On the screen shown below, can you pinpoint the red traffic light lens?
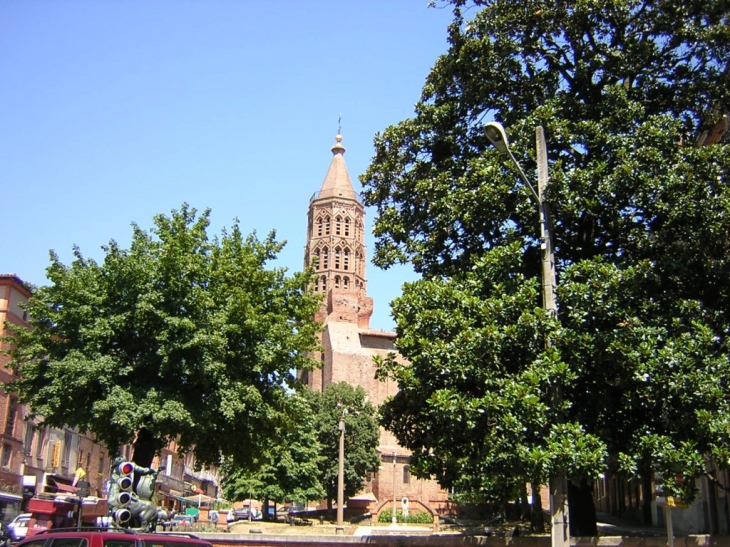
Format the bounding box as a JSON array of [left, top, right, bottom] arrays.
[[119, 462, 134, 475]]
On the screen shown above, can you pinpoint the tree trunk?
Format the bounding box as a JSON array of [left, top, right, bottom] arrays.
[[132, 428, 157, 468], [641, 473, 653, 525], [568, 478, 598, 536], [520, 483, 531, 521], [327, 496, 334, 522], [530, 482, 545, 533]]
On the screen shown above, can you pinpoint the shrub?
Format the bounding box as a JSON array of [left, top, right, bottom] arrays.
[[377, 509, 433, 524]]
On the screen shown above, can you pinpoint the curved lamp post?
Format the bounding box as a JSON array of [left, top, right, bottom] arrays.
[[484, 123, 567, 547]]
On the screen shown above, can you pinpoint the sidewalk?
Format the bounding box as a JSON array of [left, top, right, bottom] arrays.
[[597, 513, 665, 537]]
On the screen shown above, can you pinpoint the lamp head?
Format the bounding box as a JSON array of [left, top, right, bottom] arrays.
[[484, 121, 510, 154]]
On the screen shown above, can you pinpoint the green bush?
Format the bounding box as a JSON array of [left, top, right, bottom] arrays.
[[377, 509, 433, 524]]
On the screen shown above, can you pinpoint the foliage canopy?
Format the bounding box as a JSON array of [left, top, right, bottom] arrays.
[[362, 0, 730, 513], [4, 204, 322, 469], [220, 394, 325, 509], [302, 382, 381, 510]]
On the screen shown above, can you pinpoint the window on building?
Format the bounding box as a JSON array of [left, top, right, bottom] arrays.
[[344, 217, 351, 237], [335, 216, 342, 235], [63, 430, 73, 468], [1, 443, 11, 468], [321, 276, 327, 291], [24, 425, 33, 455], [314, 248, 321, 270], [322, 247, 329, 269], [35, 428, 45, 458], [334, 247, 341, 269], [403, 465, 411, 485], [334, 276, 341, 289], [325, 216, 331, 235], [343, 249, 350, 270], [317, 217, 323, 237], [343, 277, 349, 289], [356, 249, 364, 275], [5, 399, 17, 436]]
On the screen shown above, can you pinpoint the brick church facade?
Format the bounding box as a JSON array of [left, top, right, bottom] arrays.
[[299, 135, 450, 515]]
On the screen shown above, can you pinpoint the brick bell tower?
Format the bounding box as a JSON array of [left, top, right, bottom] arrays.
[[300, 135, 450, 516], [301, 134, 374, 391]]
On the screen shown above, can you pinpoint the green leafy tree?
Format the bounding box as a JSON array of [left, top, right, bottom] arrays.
[[362, 0, 730, 533], [3, 204, 322, 470], [221, 395, 325, 519], [303, 382, 380, 514]]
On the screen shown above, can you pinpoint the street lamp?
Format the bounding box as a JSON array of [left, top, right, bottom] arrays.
[[484, 123, 567, 547], [336, 407, 348, 533]]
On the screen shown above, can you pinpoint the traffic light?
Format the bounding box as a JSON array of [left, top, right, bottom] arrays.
[[113, 461, 134, 524]]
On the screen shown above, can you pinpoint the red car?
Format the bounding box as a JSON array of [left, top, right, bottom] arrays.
[[14, 528, 213, 547]]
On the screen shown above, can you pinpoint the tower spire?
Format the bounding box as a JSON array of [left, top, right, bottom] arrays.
[[304, 135, 373, 329]]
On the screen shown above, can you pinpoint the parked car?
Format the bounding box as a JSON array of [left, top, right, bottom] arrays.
[[12, 527, 213, 547], [6, 514, 30, 542], [275, 506, 297, 522], [226, 506, 260, 523], [170, 514, 196, 527]]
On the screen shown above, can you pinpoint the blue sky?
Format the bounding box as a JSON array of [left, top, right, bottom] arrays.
[[1, 1, 455, 331]]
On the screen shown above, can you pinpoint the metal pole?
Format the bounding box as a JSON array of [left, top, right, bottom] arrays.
[[536, 126, 556, 318], [665, 506, 674, 547], [392, 451, 398, 525], [337, 416, 345, 531], [537, 126, 569, 547]]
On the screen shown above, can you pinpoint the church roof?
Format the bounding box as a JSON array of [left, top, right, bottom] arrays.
[[316, 135, 360, 202]]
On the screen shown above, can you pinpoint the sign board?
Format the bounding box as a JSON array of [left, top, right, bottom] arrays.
[[656, 496, 689, 509], [76, 480, 91, 499]]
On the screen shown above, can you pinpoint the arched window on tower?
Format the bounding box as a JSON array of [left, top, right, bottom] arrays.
[[334, 247, 341, 269], [344, 217, 351, 237], [314, 277, 320, 291], [321, 275, 327, 291], [317, 217, 323, 237], [334, 276, 341, 289], [325, 216, 331, 236], [343, 276, 350, 289], [343, 248, 350, 271], [335, 216, 342, 235], [323, 247, 329, 269], [314, 248, 321, 270], [356, 249, 363, 275]]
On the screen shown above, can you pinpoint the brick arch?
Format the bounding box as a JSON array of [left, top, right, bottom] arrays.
[[370, 497, 440, 532]]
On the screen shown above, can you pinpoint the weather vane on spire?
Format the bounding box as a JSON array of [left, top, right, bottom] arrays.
[[338, 113, 342, 135]]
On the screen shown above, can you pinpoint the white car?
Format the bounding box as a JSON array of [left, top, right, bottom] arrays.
[[6, 514, 30, 542]]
